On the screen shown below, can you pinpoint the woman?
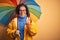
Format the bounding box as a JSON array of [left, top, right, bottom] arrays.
[[7, 4, 37, 40]]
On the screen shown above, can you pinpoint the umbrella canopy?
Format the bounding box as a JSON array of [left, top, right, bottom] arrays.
[[0, 0, 41, 25]]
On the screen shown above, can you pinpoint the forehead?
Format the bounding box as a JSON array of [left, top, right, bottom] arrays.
[[19, 6, 26, 10]]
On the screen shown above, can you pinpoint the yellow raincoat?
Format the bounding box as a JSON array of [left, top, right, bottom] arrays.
[[7, 17, 37, 40]]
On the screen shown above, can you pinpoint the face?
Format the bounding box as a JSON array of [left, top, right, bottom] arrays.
[[19, 6, 26, 17]]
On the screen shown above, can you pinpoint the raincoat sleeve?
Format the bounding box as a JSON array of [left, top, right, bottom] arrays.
[[7, 19, 16, 38], [27, 20, 38, 36]]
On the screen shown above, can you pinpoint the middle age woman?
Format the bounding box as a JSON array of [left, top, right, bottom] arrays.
[[7, 3, 37, 40]]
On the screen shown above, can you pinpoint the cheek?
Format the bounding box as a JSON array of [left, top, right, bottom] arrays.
[[23, 11, 26, 15], [24, 11, 26, 14]]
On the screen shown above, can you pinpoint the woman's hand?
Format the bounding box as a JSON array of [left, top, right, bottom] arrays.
[[26, 18, 30, 25], [15, 30, 20, 36]]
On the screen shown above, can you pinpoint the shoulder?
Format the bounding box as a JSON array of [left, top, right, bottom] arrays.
[[9, 17, 17, 23]]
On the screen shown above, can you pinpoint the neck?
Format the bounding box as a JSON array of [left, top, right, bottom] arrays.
[[18, 15, 27, 19]]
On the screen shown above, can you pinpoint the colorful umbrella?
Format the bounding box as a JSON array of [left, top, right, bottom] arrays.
[[0, 0, 41, 25]]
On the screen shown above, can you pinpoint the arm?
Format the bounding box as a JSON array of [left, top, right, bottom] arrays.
[[7, 19, 16, 38], [26, 19, 38, 36]]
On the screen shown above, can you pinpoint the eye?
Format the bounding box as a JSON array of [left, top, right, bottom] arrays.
[[20, 10, 26, 12]]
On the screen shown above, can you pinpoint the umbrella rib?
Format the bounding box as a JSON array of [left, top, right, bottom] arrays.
[[27, 5, 40, 12], [0, 2, 15, 6], [0, 9, 14, 25], [28, 7, 41, 18], [24, 1, 39, 6], [0, 6, 15, 13], [0, 8, 15, 20], [28, 7, 41, 14]]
